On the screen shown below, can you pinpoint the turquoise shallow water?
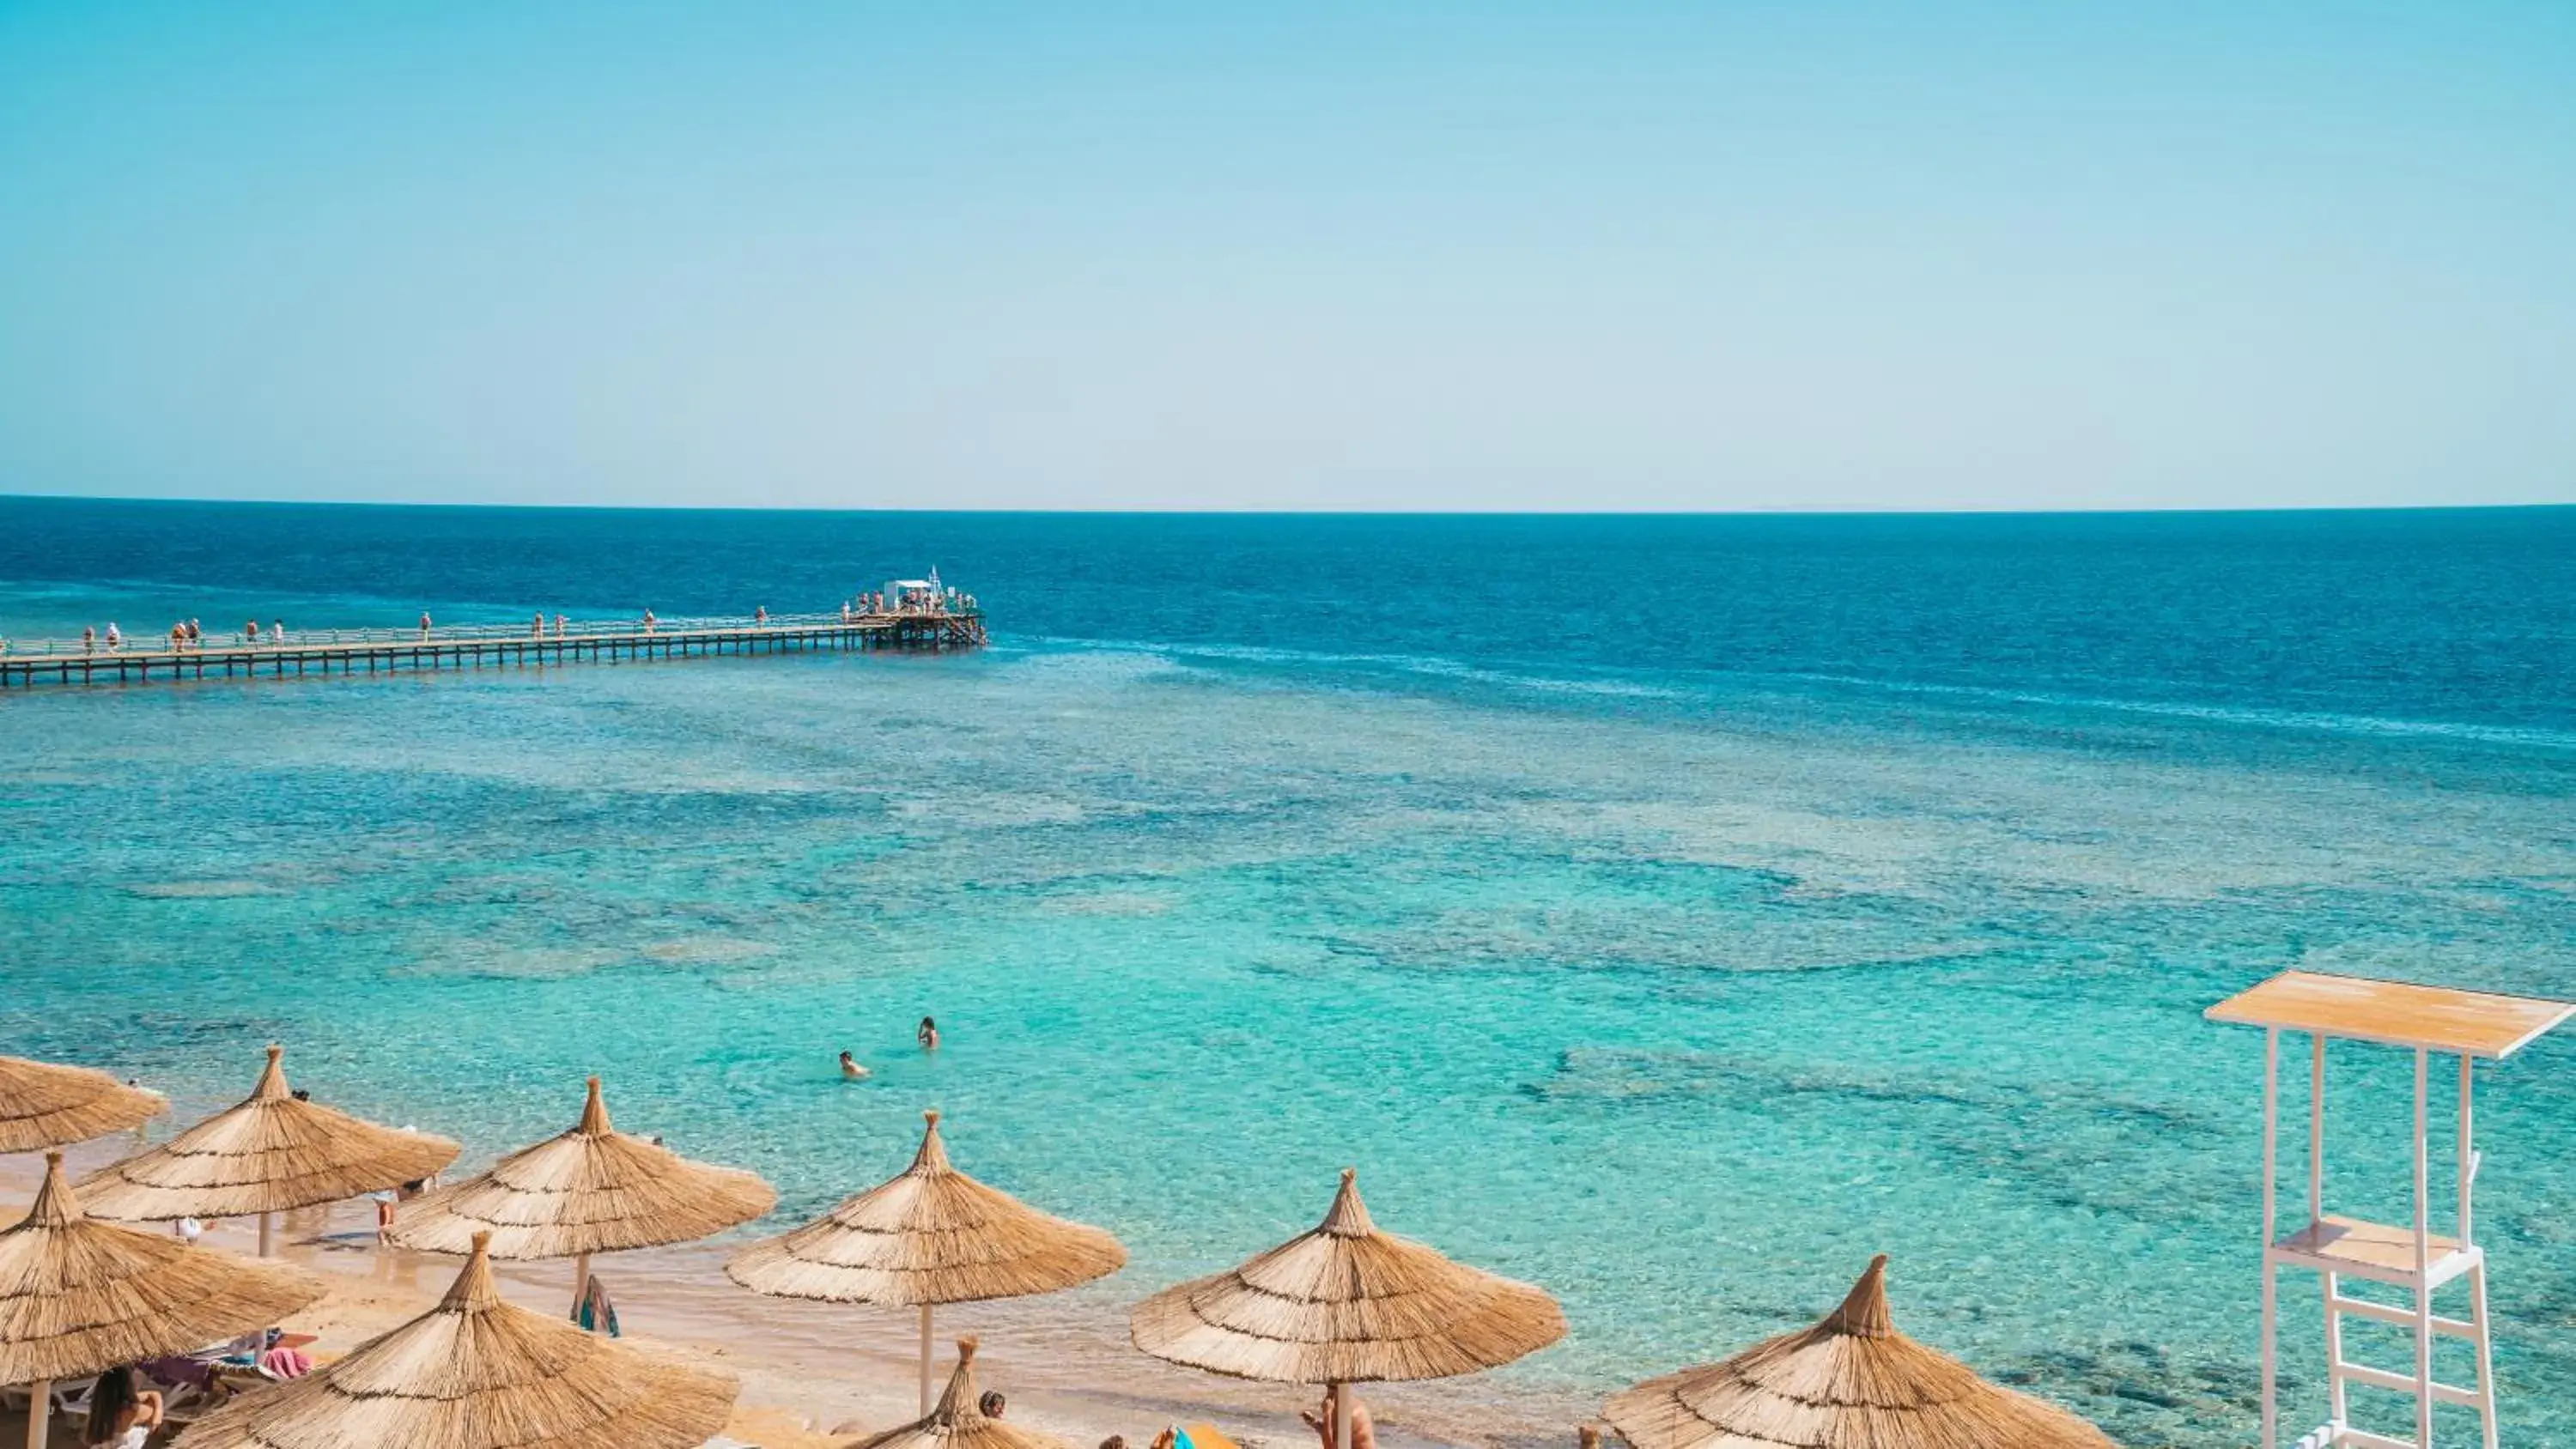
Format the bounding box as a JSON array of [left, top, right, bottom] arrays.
[[3, 500, 2573, 1446]]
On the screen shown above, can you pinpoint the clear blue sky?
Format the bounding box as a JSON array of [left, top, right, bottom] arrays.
[[2, 3, 2570, 511]]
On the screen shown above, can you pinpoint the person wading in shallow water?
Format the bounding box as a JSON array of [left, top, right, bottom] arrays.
[[839, 1051, 869, 1080], [916, 1016, 939, 1051]]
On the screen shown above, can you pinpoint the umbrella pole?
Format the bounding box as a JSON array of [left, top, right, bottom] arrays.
[[258, 1210, 272, 1257], [918, 1304, 935, 1414], [1334, 1382, 1354, 1449], [26, 1377, 48, 1449], [572, 1252, 592, 1326]]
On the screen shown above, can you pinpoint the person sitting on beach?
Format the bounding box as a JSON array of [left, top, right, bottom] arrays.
[[839, 1051, 869, 1080], [1301, 1387, 1376, 1449], [917, 1016, 939, 1050], [82, 1365, 164, 1449], [979, 1391, 1005, 1419]]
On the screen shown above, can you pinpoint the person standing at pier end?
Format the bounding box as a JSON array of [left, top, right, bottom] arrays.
[[419, 610, 433, 640]]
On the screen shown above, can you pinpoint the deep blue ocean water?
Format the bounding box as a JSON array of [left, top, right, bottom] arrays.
[[3, 498, 2573, 1446]]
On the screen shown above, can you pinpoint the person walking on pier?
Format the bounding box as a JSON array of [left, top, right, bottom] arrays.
[[643, 609, 658, 634], [532, 613, 544, 639], [245, 620, 258, 646], [555, 613, 567, 637], [82, 625, 96, 654], [105, 621, 121, 652], [755, 605, 769, 625], [270, 619, 284, 644], [419, 610, 434, 640]]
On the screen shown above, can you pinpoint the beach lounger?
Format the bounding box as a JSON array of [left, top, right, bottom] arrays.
[[0, 1377, 95, 1422]]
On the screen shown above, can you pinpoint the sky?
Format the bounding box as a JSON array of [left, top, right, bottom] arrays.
[[1, 3, 2571, 512]]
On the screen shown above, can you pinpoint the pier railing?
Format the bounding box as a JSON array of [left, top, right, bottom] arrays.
[[0, 605, 987, 687], [2, 609, 965, 658]]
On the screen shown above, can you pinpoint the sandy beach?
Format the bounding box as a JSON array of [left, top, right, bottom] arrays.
[[3, 1147, 1575, 1449]]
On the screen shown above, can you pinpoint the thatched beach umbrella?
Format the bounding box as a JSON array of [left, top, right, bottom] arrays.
[[0, 1058, 165, 1156], [174, 1230, 737, 1449], [1, 1152, 325, 1449], [387, 1076, 775, 1319], [76, 1046, 458, 1255], [1129, 1167, 1565, 1449], [848, 1337, 1067, 1449], [1602, 1255, 2113, 1449], [726, 1111, 1126, 1414]]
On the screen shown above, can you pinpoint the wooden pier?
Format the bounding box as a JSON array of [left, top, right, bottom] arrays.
[[0, 609, 987, 688]]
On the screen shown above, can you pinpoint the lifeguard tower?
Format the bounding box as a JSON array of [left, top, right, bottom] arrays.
[[2208, 970, 2571, 1449]]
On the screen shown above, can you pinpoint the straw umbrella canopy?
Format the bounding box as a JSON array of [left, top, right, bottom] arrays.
[[387, 1076, 775, 1317], [173, 1230, 737, 1449], [76, 1046, 459, 1255], [1602, 1255, 2114, 1449], [726, 1111, 1125, 1414], [1, 1152, 325, 1449], [0, 1058, 165, 1155], [1129, 1167, 1565, 1449], [846, 1337, 1067, 1449]]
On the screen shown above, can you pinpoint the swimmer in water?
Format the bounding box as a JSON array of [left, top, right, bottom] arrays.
[[839, 1051, 869, 1080], [916, 1016, 939, 1051]]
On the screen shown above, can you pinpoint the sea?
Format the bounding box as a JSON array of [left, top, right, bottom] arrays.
[[2, 497, 2572, 1448]]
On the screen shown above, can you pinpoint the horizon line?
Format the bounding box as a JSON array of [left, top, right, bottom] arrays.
[[3, 491, 2568, 520]]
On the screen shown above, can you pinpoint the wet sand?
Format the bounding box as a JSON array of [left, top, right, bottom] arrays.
[[5, 1149, 1577, 1449]]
